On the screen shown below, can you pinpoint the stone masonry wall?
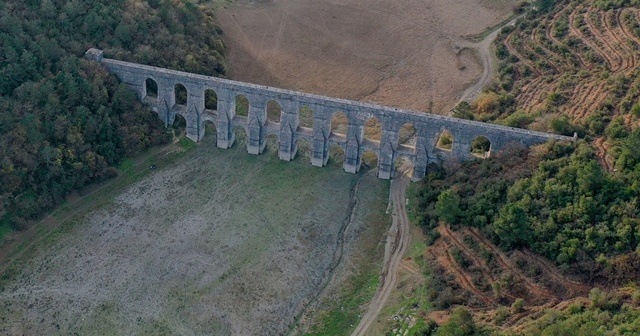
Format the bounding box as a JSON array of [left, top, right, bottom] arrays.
[[86, 48, 574, 180]]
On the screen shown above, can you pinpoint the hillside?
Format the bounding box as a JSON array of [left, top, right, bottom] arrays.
[[0, 0, 226, 235], [492, 0, 640, 170], [409, 0, 640, 334]]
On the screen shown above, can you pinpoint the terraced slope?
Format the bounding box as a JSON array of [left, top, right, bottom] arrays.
[[495, 2, 640, 123]]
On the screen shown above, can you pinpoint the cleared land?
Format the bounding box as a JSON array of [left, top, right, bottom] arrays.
[[215, 0, 519, 113], [0, 134, 390, 335]]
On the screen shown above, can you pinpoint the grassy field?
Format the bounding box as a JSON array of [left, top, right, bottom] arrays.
[[0, 132, 391, 335]]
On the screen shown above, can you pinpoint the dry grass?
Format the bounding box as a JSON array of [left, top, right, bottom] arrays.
[[214, 0, 519, 114], [0, 133, 390, 335]]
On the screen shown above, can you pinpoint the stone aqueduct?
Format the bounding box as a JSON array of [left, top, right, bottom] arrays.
[[86, 49, 574, 180]]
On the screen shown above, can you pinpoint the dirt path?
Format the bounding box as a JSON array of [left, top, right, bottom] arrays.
[[438, 225, 496, 283], [351, 165, 411, 336], [570, 10, 613, 70], [593, 137, 613, 172], [546, 9, 584, 68], [585, 8, 624, 71], [530, 27, 563, 72], [456, 16, 521, 106]]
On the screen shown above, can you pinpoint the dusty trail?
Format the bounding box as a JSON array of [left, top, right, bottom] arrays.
[[442, 243, 496, 306], [567, 82, 598, 118], [535, 26, 571, 69], [456, 16, 521, 105], [351, 165, 411, 336], [518, 78, 544, 108], [504, 34, 541, 78], [604, 11, 636, 72], [547, 8, 586, 68], [581, 88, 609, 119], [587, 9, 625, 71], [520, 79, 548, 111], [594, 137, 613, 173]]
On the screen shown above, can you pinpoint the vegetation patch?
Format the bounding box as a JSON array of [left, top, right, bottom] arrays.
[[0, 0, 226, 234]]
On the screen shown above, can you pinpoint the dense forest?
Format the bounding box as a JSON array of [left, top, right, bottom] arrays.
[[0, 0, 226, 231]]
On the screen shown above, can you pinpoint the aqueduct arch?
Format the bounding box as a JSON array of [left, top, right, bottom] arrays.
[[86, 48, 575, 180]]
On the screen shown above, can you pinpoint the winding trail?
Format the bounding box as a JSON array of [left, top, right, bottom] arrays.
[[351, 164, 411, 336], [352, 17, 527, 334], [455, 16, 522, 108]]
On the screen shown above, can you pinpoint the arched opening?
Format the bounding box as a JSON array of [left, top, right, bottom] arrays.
[[435, 129, 454, 151], [172, 113, 187, 137], [299, 106, 314, 129], [363, 117, 381, 142], [361, 150, 379, 171], [470, 136, 491, 158], [265, 134, 279, 154], [233, 126, 247, 147], [204, 89, 218, 112], [174, 83, 187, 107], [328, 144, 345, 166], [398, 123, 417, 148], [295, 138, 312, 161], [144, 78, 158, 103], [235, 95, 249, 117], [331, 111, 348, 137], [203, 120, 217, 146], [266, 100, 281, 124]]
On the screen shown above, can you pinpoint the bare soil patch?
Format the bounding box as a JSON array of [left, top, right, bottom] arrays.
[[423, 223, 591, 326], [215, 0, 518, 113], [0, 135, 390, 335]]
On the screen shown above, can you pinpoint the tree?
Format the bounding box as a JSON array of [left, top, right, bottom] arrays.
[[435, 307, 477, 336], [493, 203, 532, 248], [435, 189, 461, 224]]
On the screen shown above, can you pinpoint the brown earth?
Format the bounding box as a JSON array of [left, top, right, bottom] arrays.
[[503, 3, 640, 121], [214, 0, 519, 113], [424, 223, 591, 326], [498, 2, 640, 172]]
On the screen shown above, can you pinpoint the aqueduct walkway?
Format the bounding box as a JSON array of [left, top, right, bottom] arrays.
[[86, 48, 573, 180]]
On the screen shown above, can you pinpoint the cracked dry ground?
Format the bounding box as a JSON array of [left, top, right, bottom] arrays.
[[0, 137, 391, 335]]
